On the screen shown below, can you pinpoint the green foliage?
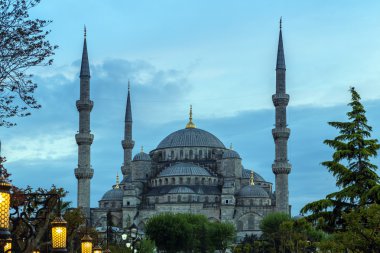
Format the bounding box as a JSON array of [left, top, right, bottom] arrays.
[[145, 213, 236, 253], [301, 87, 380, 232]]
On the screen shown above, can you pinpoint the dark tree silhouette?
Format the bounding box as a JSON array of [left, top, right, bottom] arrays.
[[0, 0, 57, 127]]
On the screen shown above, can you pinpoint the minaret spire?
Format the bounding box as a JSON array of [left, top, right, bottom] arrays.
[[75, 27, 94, 218], [185, 105, 196, 129], [272, 19, 291, 214], [121, 81, 135, 177]]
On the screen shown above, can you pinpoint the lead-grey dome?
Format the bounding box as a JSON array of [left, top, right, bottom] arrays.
[[156, 128, 225, 149], [222, 149, 241, 159], [237, 185, 269, 198], [101, 187, 123, 201], [242, 169, 265, 182], [133, 152, 151, 161], [158, 163, 211, 177], [168, 186, 195, 194]]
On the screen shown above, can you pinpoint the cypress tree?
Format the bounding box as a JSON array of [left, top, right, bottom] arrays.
[[301, 87, 380, 232]]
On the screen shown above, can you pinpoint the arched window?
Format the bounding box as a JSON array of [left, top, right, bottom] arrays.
[[248, 215, 255, 230], [205, 196, 209, 203], [155, 197, 159, 203], [171, 150, 174, 160], [165, 178, 168, 185], [237, 220, 243, 231], [195, 177, 199, 185], [201, 178, 205, 185], [199, 150, 203, 158], [171, 178, 175, 184], [159, 179, 162, 185], [179, 177, 183, 184], [187, 177, 191, 184], [208, 150, 211, 158], [250, 199, 254, 206], [168, 196, 171, 203], [178, 195, 182, 202], [189, 150, 193, 159], [180, 150, 184, 159]]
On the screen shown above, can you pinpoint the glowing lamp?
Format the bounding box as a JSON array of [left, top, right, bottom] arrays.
[[93, 245, 103, 253], [51, 216, 67, 252], [0, 174, 11, 239], [3, 238, 11, 252], [81, 234, 93, 253], [32, 249, 41, 253]]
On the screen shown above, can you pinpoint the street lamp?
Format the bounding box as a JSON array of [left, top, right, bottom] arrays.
[[32, 249, 40, 253], [51, 216, 68, 252], [93, 245, 102, 253], [3, 238, 11, 252], [80, 234, 93, 253], [0, 170, 11, 240]]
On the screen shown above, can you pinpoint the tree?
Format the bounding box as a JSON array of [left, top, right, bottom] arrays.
[[301, 87, 380, 232], [0, 0, 57, 127], [208, 222, 236, 253], [259, 212, 290, 252]]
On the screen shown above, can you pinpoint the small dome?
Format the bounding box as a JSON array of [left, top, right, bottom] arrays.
[[222, 149, 241, 159], [101, 188, 123, 201], [242, 169, 265, 182], [168, 186, 195, 194], [237, 185, 269, 198], [156, 128, 225, 149], [133, 152, 151, 161], [158, 163, 211, 177]]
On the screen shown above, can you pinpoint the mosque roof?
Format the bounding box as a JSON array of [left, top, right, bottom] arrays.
[[237, 185, 269, 198], [156, 128, 225, 149], [242, 169, 266, 182], [147, 185, 220, 196], [222, 149, 241, 159], [158, 163, 212, 177], [133, 152, 151, 161], [101, 187, 123, 201]]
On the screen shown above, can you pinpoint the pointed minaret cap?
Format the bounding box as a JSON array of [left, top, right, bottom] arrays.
[[140, 146, 144, 153], [185, 105, 196, 129], [229, 143, 233, 150], [80, 25, 91, 77], [276, 17, 286, 70], [250, 170, 255, 186], [125, 80, 132, 122]]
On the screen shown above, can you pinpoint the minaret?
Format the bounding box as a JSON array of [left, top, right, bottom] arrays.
[[74, 26, 94, 216], [272, 18, 291, 214], [121, 81, 135, 178]]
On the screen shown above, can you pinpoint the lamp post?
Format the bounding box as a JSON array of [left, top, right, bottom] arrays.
[[80, 234, 93, 253], [0, 167, 11, 241], [93, 244, 103, 253], [122, 224, 140, 253], [51, 215, 68, 252]]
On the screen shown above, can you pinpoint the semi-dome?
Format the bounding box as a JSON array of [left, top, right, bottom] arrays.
[[242, 169, 265, 182], [156, 128, 225, 149], [158, 162, 211, 177], [222, 149, 241, 159], [101, 187, 123, 201], [168, 186, 195, 194], [133, 152, 151, 161], [237, 185, 269, 198]]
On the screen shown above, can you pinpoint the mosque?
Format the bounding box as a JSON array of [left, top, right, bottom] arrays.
[[74, 23, 292, 239]]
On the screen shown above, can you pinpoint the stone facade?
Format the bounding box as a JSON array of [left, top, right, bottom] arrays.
[[80, 24, 292, 240]]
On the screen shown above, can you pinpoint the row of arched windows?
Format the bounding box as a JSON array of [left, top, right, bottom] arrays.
[[149, 195, 220, 204], [151, 177, 218, 186]]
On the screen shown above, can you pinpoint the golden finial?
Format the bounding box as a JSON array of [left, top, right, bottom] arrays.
[[230, 143, 233, 150], [185, 105, 196, 129], [140, 146, 144, 153], [250, 170, 255, 186], [84, 25, 87, 38], [115, 172, 120, 189]]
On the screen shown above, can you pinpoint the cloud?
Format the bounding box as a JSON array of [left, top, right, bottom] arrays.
[[3, 131, 76, 163]]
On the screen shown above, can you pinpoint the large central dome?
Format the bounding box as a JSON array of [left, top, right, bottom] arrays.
[[156, 128, 225, 149]]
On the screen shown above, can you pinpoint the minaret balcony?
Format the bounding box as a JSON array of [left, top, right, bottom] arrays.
[[272, 94, 289, 106], [76, 100, 94, 111], [272, 128, 290, 139], [122, 140, 135, 149], [75, 133, 94, 145], [272, 162, 291, 174], [74, 168, 94, 179]]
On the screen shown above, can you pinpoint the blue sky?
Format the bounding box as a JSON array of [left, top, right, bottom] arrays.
[[1, 1, 380, 214]]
